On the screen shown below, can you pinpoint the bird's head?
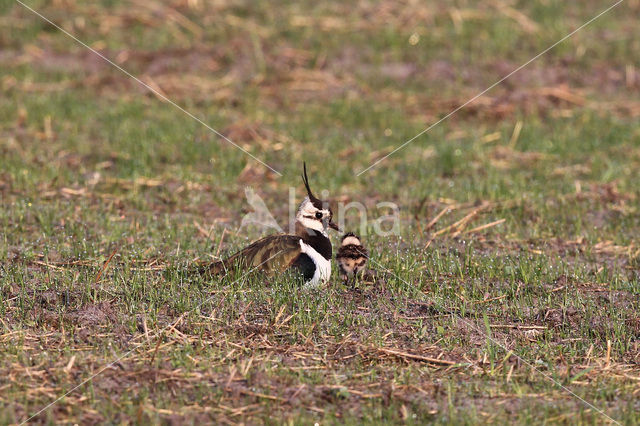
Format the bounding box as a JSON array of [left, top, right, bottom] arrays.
[[296, 162, 340, 234], [340, 232, 362, 247]]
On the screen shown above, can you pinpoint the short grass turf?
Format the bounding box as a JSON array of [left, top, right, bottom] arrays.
[[1, 0, 640, 424]]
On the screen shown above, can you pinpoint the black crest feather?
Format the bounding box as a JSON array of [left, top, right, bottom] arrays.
[[302, 162, 322, 207]]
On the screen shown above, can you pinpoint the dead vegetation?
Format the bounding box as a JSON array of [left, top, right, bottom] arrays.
[[2, 264, 639, 423], [3, 0, 640, 423]]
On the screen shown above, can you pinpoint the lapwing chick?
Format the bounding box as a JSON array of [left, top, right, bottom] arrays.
[[199, 162, 340, 288], [336, 232, 369, 284]]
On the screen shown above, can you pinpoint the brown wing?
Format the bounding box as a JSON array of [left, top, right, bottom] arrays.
[[202, 234, 303, 276]]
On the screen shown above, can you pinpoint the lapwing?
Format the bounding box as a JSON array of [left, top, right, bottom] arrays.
[[200, 163, 340, 287], [335, 232, 369, 284]]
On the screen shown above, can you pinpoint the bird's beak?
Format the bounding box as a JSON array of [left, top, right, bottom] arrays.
[[328, 220, 341, 232]]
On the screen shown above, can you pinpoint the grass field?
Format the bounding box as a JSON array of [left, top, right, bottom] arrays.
[[2, 0, 640, 423]]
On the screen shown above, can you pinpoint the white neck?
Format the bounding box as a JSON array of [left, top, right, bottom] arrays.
[[297, 217, 327, 234]]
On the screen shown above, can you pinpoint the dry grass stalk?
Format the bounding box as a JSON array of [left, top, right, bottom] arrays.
[[95, 248, 118, 284], [425, 206, 454, 231], [376, 347, 456, 366], [463, 218, 506, 235]]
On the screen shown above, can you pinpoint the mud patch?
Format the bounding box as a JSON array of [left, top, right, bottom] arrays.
[[68, 301, 117, 327]]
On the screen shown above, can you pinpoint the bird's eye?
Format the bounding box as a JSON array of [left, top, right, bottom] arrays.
[[315, 212, 323, 219]]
